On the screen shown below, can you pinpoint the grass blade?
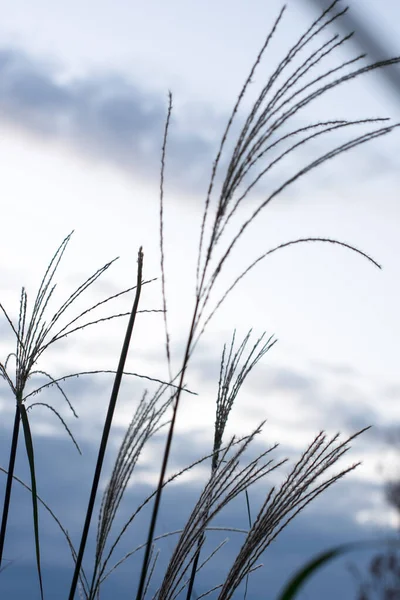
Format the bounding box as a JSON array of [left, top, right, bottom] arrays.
[[277, 546, 350, 600], [68, 247, 144, 600], [276, 539, 400, 600], [0, 407, 21, 566], [19, 403, 44, 599]]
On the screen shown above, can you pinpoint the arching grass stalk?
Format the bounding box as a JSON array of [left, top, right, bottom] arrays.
[[135, 1, 400, 597], [1, 2, 398, 598], [67, 247, 144, 600]]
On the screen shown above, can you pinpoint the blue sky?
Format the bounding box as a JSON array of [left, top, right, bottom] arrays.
[[1, 1, 400, 598]]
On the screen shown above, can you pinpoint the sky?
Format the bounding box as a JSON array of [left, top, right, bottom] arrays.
[[1, 0, 400, 598]]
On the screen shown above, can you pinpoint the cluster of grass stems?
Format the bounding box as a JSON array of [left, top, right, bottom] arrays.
[[1, 1, 400, 598]]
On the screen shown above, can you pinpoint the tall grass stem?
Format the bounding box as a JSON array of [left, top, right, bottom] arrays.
[[68, 247, 144, 600], [0, 406, 21, 566]]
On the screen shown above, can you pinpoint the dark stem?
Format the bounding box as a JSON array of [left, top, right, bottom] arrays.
[[134, 301, 200, 600], [185, 544, 201, 600], [185, 455, 217, 600], [68, 248, 144, 600], [0, 405, 21, 566]]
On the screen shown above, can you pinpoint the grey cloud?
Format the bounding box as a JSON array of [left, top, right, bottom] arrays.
[[383, 384, 400, 400], [310, 360, 360, 378], [0, 49, 72, 128], [233, 359, 384, 435], [0, 47, 215, 192], [319, 394, 378, 433], [267, 367, 315, 392], [183, 338, 380, 435], [0, 45, 397, 207]]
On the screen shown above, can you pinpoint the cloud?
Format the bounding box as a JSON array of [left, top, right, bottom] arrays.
[[0, 44, 396, 209], [0, 47, 215, 192], [266, 367, 315, 392]]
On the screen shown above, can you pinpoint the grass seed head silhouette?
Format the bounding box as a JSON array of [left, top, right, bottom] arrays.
[[1, 1, 399, 599]]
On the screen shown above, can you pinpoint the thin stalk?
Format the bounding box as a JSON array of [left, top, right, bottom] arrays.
[[68, 247, 144, 600], [186, 331, 270, 600], [135, 299, 200, 600], [185, 442, 218, 600], [0, 405, 21, 566], [160, 91, 173, 375], [134, 91, 188, 600], [243, 490, 252, 600], [19, 402, 44, 598]]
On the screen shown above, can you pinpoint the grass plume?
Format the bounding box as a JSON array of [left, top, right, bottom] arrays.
[[0, 2, 398, 599]]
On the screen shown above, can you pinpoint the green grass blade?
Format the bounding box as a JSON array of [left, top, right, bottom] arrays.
[[276, 539, 400, 600], [277, 545, 351, 600], [19, 403, 44, 600]]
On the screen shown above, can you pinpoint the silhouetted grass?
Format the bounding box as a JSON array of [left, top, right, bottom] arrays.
[[1, 2, 399, 599]]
